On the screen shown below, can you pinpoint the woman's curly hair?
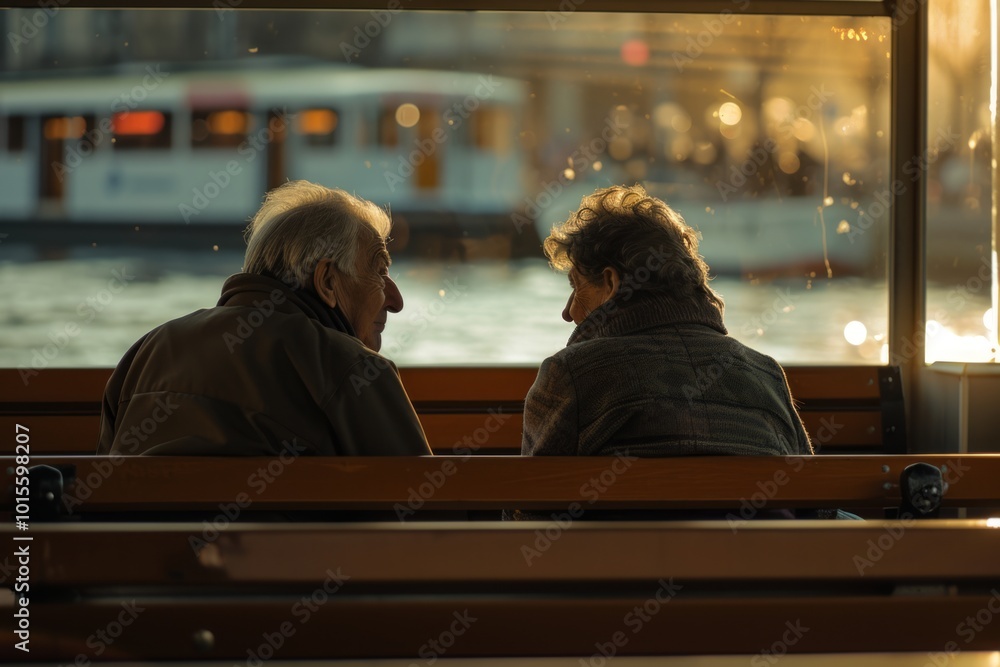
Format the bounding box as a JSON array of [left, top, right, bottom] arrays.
[[544, 184, 723, 312]]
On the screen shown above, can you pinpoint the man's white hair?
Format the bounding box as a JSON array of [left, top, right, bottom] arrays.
[[244, 181, 392, 288]]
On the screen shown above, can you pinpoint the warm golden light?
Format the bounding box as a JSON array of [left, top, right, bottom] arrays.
[[395, 103, 420, 128], [778, 152, 800, 174], [719, 102, 742, 126], [207, 110, 249, 135], [113, 111, 165, 136], [620, 39, 650, 66], [844, 321, 867, 346], [831, 26, 870, 42], [298, 109, 338, 135], [608, 136, 633, 161], [44, 116, 86, 140]]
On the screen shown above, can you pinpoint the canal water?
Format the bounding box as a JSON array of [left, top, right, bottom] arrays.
[[0, 244, 993, 371]]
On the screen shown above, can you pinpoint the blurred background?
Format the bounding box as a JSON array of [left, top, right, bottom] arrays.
[[0, 2, 994, 368]]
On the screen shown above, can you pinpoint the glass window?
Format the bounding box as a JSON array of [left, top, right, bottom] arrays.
[[5, 115, 26, 152], [924, 0, 997, 363], [191, 109, 251, 149], [297, 108, 339, 147], [112, 110, 172, 150], [0, 8, 892, 368]]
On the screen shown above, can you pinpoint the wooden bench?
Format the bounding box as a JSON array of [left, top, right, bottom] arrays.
[[0, 366, 907, 455], [6, 454, 995, 518], [3, 521, 999, 660]]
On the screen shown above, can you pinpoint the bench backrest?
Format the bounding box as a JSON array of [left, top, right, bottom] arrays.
[[6, 454, 992, 516], [0, 365, 907, 454]]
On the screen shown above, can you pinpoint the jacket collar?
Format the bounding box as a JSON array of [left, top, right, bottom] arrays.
[[217, 272, 356, 337], [567, 290, 727, 345]]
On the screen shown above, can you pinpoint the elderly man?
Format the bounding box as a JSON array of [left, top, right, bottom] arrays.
[[97, 181, 431, 456]]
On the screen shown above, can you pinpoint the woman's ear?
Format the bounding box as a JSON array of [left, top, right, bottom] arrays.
[[601, 266, 622, 300], [312, 259, 338, 309]]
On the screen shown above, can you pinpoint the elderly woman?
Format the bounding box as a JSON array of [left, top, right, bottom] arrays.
[[522, 184, 813, 458]]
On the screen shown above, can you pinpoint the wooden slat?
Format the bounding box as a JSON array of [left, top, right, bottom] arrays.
[[5, 410, 886, 454], [427, 410, 882, 452], [400, 367, 538, 402], [1, 367, 897, 453], [423, 411, 522, 450], [0, 368, 110, 403], [8, 596, 1000, 660], [785, 367, 881, 401], [0, 416, 98, 453], [800, 411, 881, 449], [6, 454, 997, 511], [0, 366, 887, 405], [15, 521, 1000, 586]]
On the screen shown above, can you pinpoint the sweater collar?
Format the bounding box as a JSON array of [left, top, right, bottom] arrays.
[[217, 272, 356, 337], [567, 290, 727, 345]]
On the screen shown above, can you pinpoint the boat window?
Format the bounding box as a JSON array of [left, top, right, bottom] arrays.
[[112, 110, 172, 150], [191, 109, 251, 149], [0, 4, 983, 369], [5, 115, 26, 152], [297, 109, 340, 148]]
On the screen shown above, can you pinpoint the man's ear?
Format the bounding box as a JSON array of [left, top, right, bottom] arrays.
[[313, 259, 338, 309], [601, 266, 622, 299]]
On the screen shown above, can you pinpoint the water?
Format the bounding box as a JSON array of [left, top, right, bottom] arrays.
[[0, 244, 993, 370]]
